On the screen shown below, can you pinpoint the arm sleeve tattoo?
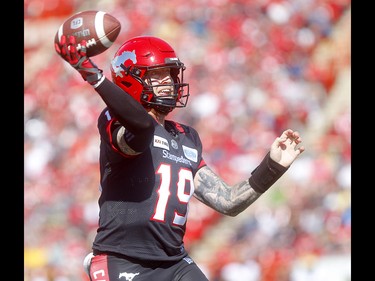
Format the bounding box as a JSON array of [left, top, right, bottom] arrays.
[[193, 166, 262, 216]]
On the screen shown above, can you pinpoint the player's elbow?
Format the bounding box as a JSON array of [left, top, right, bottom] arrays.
[[227, 210, 242, 217], [217, 205, 244, 217], [130, 126, 154, 152]]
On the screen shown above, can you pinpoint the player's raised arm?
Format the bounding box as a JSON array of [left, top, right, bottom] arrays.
[[55, 35, 154, 152], [193, 129, 305, 216]]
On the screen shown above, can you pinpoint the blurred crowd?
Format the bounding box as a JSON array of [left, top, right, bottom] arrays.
[[24, 0, 351, 280]]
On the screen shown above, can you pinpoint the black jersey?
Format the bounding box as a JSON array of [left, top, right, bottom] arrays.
[[92, 108, 206, 262]]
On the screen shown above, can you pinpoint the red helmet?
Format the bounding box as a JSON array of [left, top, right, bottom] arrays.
[[110, 36, 189, 114]]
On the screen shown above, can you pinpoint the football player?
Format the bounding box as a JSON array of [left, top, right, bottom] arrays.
[[55, 35, 305, 281]]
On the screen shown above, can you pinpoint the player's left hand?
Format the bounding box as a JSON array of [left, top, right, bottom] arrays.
[[270, 129, 305, 167]]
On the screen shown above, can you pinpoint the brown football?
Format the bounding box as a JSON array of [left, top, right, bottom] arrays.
[[54, 10, 121, 57]]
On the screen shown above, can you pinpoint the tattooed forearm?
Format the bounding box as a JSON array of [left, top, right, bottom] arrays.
[[193, 166, 262, 216]]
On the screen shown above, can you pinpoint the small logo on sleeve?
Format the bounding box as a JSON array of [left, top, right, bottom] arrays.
[[183, 257, 194, 264]]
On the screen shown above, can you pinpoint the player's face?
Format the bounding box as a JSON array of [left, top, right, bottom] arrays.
[[144, 68, 175, 98]]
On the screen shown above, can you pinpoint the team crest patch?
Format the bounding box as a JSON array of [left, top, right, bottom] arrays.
[[182, 145, 198, 162], [153, 135, 169, 150], [171, 139, 178, 149]]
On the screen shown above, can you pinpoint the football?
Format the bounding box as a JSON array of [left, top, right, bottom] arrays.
[[54, 10, 121, 57]]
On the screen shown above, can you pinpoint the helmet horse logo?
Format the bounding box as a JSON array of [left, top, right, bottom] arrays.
[[111, 50, 137, 78], [118, 271, 140, 280]]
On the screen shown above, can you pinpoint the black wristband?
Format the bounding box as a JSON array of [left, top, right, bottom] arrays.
[[248, 152, 289, 193]]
